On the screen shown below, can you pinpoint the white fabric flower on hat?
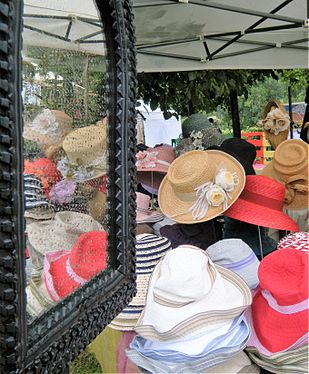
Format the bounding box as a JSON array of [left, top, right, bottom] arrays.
[[215, 169, 239, 192], [206, 185, 226, 207]]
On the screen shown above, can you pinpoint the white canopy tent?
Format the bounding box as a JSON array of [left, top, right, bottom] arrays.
[[23, 0, 308, 72]]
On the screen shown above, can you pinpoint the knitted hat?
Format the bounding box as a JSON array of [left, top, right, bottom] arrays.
[[44, 231, 107, 300]]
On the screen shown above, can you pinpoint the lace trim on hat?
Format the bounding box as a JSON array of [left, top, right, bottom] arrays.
[[32, 109, 61, 137], [136, 150, 171, 169]]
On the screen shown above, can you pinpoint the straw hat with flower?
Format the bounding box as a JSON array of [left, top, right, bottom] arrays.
[[158, 150, 245, 224], [258, 99, 290, 149], [23, 109, 73, 147], [57, 124, 107, 182]]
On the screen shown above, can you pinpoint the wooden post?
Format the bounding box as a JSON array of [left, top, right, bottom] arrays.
[[229, 89, 241, 138]]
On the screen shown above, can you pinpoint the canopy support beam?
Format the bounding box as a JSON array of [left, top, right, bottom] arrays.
[[230, 89, 241, 138]]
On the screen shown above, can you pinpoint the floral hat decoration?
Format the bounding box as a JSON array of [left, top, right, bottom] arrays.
[[158, 150, 245, 224]]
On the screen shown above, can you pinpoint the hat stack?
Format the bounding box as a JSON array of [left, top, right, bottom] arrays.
[[109, 234, 172, 331], [262, 139, 308, 211], [136, 192, 164, 224], [127, 245, 255, 373], [246, 247, 309, 373]]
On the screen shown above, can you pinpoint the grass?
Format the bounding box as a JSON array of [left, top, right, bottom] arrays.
[[69, 350, 102, 374]]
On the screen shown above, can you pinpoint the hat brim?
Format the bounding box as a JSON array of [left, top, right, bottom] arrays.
[[262, 161, 307, 210], [138, 172, 164, 191], [136, 210, 164, 224], [251, 290, 308, 353], [44, 250, 79, 301], [224, 195, 299, 232], [158, 151, 246, 224]]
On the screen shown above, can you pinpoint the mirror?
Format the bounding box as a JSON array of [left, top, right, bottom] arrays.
[[0, 0, 136, 372]]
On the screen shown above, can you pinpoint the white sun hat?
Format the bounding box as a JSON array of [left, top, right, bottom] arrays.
[[135, 245, 252, 341]]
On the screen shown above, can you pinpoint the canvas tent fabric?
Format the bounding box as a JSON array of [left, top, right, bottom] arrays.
[[23, 0, 308, 72]]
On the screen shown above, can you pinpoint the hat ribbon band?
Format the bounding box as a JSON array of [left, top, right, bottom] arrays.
[[262, 290, 309, 314], [240, 190, 282, 211], [223, 252, 257, 271], [284, 174, 308, 205], [66, 259, 87, 285]]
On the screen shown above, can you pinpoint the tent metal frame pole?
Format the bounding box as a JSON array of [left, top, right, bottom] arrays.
[[138, 49, 201, 61], [189, 0, 303, 25], [137, 37, 199, 49], [23, 25, 71, 42], [65, 20, 73, 40], [288, 86, 294, 139], [75, 30, 104, 43], [204, 0, 296, 60], [133, 1, 178, 9]]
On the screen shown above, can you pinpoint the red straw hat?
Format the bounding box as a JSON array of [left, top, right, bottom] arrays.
[[225, 175, 299, 231], [44, 231, 107, 301], [251, 248, 308, 353], [137, 145, 175, 190], [24, 158, 61, 196]]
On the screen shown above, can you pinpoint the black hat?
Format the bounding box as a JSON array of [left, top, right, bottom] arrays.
[[221, 138, 256, 165]]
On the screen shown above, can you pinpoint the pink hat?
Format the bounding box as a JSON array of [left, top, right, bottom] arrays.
[[137, 146, 175, 190], [44, 231, 107, 301], [136, 192, 164, 224]]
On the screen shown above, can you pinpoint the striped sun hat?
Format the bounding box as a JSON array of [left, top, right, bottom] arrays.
[[109, 234, 172, 331]]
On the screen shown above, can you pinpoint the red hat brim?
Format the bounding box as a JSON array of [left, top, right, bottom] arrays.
[[44, 250, 80, 301], [225, 198, 299, 232], [252, 289, 308, 353]]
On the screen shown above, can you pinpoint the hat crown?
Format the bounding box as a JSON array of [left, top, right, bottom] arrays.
[[273, 139, 308, 180], [54, 211, 103, 234], [153, 246, 216, 304], [167, 150, 214, 193], [150, 146, 175, 164], [207, 238, 254, 262], [258, 248, 308, 305], [69, 231, 107, 280]]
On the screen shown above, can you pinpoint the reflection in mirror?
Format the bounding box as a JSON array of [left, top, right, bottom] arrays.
[[22, 2, 109, 322]]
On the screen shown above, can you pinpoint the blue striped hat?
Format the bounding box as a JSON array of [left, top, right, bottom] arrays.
[[109, 234, 172, 330]]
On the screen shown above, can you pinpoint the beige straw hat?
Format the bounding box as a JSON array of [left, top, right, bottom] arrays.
[[58, 124, 107, 182], [23, 109, 73, 147], [89, 190, 107, 222], [27, 211, 104, 258], [262, 139, 308, 210], [158, 150, 245, 224]]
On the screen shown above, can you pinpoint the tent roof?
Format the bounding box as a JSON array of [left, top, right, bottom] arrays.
[[23, 0, 308, 72]]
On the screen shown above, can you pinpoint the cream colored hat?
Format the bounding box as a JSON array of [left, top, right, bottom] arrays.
[[58, 124, 107, 182], [158, 150, 245, 224], [27, 211, 104, 257], [23, 109, 73, 147], [135, 245, 252, 342]]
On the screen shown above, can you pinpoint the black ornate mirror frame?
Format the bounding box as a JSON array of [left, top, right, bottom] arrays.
[[0, 0, 137, 372]]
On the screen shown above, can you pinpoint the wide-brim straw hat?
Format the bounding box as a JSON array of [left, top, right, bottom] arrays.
[[59, 124, 107, 182], [225, 175, 300, 231], [23, 109, 73, 147], [262, 139, 308, 210], [27, 211, 104, 256], [158, 150, 245, 224], [207, 239, 260, 289], [135, 245, 252, 342], [249, 248, 308, 354]]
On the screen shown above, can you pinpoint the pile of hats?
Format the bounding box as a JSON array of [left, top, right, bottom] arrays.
[[126, 245, 257, 373], [246, 232, 309, 374]]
